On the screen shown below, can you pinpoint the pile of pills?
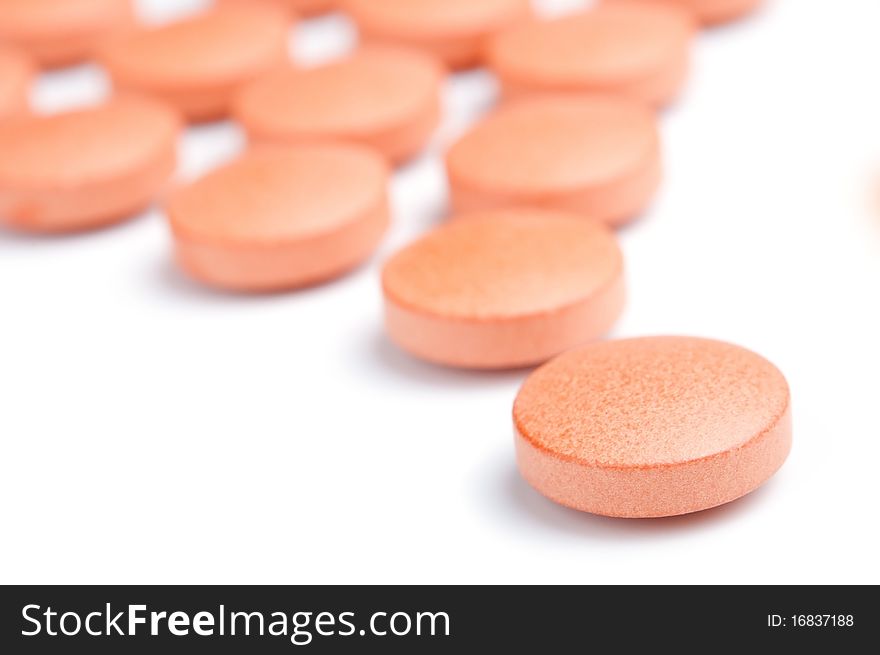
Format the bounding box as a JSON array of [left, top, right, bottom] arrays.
[[0, 0, 789, 519]]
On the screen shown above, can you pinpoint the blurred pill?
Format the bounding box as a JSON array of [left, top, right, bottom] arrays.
[[0, 0, 135, 68], [382, 209, 625, 369], [343, 0, 532, 70], [606, 0, 763, 26], [217, 0, 335, 18], [166, 144, 390, 292], [514, 337, 792, 518], [102, 6, 289, 122], [446, 95, 661, 227], [488, 1, 695, 108], [0, 46, 32, 120], [0, 96, 179, 233], [235, 46, 443, 164]]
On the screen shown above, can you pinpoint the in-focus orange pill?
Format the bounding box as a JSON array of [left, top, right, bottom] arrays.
[[488, 1, 695, 108], [515, 337, 792, 518], [102, 6, 290, 122], [166, 144, 390, 292], [235, 47, 443, 164], [382, 209, 625, 369], [446, 95, 661, 227], [343, 0, 533, 70], [218, 0, 335, 18], [0, 0, 135, 68], [0, 46, 32, 120], [0, 96, 179, 233], [607, 0, 763, 26]]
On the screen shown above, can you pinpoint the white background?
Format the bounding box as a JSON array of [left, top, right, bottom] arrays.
[[1, 0, 878, 585]]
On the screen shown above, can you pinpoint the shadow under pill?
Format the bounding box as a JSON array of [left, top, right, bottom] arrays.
[[155, 255, 236, 303], [365, 330, 531, 390], [152, 253, 367, 305], [0, 207, 154, 249], [490, 460, 778, 541]]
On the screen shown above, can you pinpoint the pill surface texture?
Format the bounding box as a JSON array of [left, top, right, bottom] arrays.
[[102, 6, 289, 122], [167, 144, 390, 292], [446, 96, 661, 227], [514, 337, 792, 518], [488, 2, 695, 108], [344, 0, 532, 69], [0, 46, 32, 120], [218, 0, 334, 17], [0, 0, 135, 68], [608, 0, 762, 26], [235, 47, 443, 164], [382, 210, 625, 369], [0, 96, 179, 233]]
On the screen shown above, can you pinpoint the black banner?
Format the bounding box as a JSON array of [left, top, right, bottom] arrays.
[[0, 586, 873, 652]]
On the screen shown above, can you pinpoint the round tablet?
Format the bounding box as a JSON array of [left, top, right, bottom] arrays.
[[0, 0, 135, 68], [166, 144, 390, 292], [0, 46, 32, 120], [0, 96, 179, 233], [102, 6, 290, 122], [218, 0, 334, 17], [446, 95, 661, 227], [514, 337, 792, 518], [382, 210, 625, 369], [607, 0, 763, 26], [343, 0, 533, 70], [488, 2, 695, 108], [235, 47, 443, 164]]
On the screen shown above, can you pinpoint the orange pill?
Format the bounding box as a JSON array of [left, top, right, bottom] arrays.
[[487, 2, 695, 108], [607, 0, 763, 26], [0, 96, 179, 233], [234, 47, 443, 164], [102, 6, 290, 122], [382, 210, 625, 369], [166, 144, 390, 292], [515, 337, 792, 518], [446, 95, 661, 227], [0, 46, 32, 120], [343, 0, 533, 70], [0, 0, 135, 68], [217, 0, 335, 18]]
